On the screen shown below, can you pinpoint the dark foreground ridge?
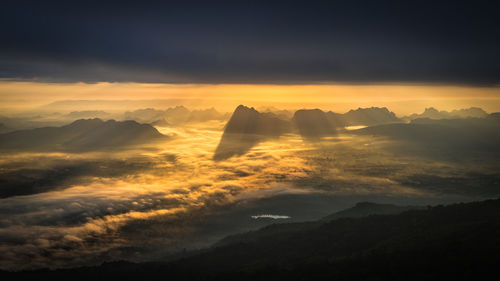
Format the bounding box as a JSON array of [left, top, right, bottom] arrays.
[[4, 198, 500, 281]]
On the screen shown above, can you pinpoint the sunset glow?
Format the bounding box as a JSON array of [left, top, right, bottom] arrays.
[[2, 81, 500, 114]]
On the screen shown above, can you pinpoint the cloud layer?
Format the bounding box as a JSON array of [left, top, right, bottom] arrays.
[[1, 0, 499, 85]]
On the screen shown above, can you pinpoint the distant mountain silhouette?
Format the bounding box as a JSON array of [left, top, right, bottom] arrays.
[[124, 106, 226, 125], [0, 119, 166, 152], [342, 107, 401, 126], [410, 114, 499, 127], [324, 111, 348, 127], [406, 107, 488, 121], [289, 107, 400, 130], [214, 105, 292, 160], [260, 107, 294, 120], [124, 108, 172, 124], [163, 106, 191, 123], [64, 110, 110, 119], [150, 118, 170, 126], [8, 198, 500, 280], [188, 108, 228, 122]]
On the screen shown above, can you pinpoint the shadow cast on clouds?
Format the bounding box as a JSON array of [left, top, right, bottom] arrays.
[[213, 133, 263, 161]]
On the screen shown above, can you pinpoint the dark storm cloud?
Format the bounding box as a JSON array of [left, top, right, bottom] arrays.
[[1, 0, 499, 84]]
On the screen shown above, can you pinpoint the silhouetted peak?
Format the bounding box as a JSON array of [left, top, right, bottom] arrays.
[[228, 105, 259, 121], [451, 107, 488, 117], [234, 105, 258, 114], [66, 118, 105, 128], [69, 118, 104, 124], [423, 107, 439, 113], [165, 105, 190, 115], [407, 107, 488, 121], [343, 107, 400, 126], [223, 105, 290, 136], [348, 107, 392, 114]]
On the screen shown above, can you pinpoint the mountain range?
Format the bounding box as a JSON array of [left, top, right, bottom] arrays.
[[219, 105, 402, 138], [354, 114, 500, 146], [405, 107, 488, 121], [124, 106, 227, 125], [350, 113, 500, 162], [0, 118, 166, 152]]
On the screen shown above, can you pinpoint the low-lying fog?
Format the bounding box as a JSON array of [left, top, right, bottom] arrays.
[[0, 104, 499, 270]]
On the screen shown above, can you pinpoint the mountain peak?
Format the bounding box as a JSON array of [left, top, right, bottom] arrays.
[[223, 105, 289, 136], [234, 104, 258, 113]]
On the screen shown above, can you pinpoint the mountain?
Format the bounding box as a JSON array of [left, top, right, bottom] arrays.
[[123, 106, 226, 125], [352, 116, 500, 158], [213, 106, 292, 160], [292, 107, 400, 130], [406, 107, 488, 120], [257, 107, 294, 120], [214, 105, 402, 159], [410, 114, 500, 127], [64, 110, 110, 119], [450, 107, 488, 118], [324, 111, 348, 127], [292, 109, 338, 137], [0, 119, 166, 152], [7, 198, 500, 281], [342, 107, 401, 126], [222, 105, 292, 136], [163, 106, 191, 123], [188, 108, 228, 122], [123, 108, 169, 124]]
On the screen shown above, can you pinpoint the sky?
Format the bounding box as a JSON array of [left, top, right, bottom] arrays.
[[1, 0, 500, 112], [1, 82, 500, 115]]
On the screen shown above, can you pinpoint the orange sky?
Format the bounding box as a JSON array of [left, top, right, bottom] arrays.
[[1, 81, 500, 115]]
